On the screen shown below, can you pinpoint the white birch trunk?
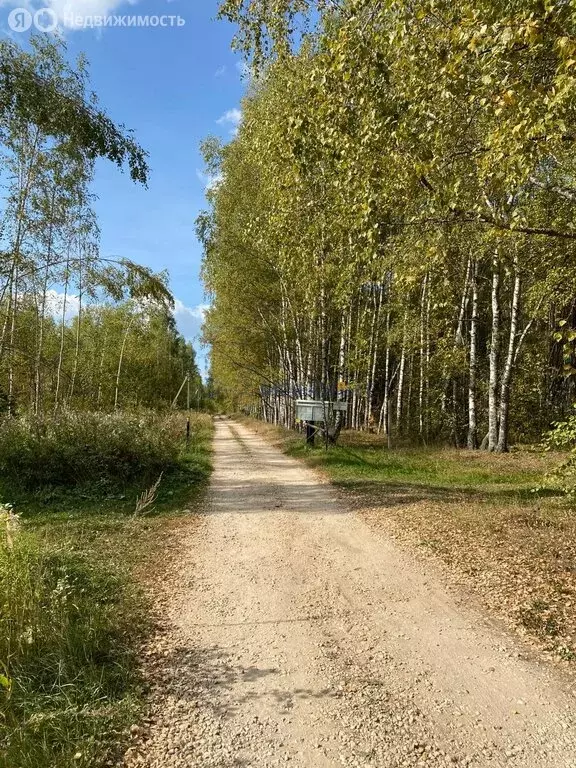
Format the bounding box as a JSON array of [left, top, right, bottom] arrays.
[[487, 256, 500, 451], [496, 254, 521, 453], [467, 259, 479, 449]]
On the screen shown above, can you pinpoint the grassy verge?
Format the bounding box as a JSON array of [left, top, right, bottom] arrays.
[[0, 413, 213, 768], [239, 418, 576, 666]]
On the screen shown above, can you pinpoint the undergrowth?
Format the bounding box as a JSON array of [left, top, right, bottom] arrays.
[[0, 532, 144, 768], [0, 411, 186, 490], [0, 411, 213, 768]]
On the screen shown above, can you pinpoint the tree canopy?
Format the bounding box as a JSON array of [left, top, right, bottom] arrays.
[[0, 36, 202, 415], [202, 0, 576, 449], [0, 36, 149, 184]]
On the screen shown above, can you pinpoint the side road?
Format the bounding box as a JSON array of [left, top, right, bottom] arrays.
[[128, 418, 576, 768]]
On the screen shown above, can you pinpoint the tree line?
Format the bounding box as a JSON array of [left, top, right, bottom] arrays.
[[0, 36, 201, 415], [200, 0, 576, 450]]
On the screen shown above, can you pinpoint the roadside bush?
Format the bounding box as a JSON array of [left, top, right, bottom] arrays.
[[0, 412, 213, 766], [0, 528, 144, 768], [0, 411, 185, 490], [543, 411, 576, 497]]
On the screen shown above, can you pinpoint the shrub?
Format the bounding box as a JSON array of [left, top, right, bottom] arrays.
[[0, 411, 186, 490], [0, 412, 213, 766], [543, 410, 576, 497], [0, 531, 145, 767]]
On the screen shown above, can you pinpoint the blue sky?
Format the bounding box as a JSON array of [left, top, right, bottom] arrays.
[[0, 0, 246, 377]]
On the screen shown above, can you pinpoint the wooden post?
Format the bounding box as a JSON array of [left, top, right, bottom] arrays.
[[306, 421, 315, 447]]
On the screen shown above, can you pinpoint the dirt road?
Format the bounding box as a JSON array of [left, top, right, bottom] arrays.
[[134, 418, 576, 768]]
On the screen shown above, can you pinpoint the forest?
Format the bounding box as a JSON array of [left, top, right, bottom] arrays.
[[202, 0, 576, 453], [2, 3, 576, 766], [0, 36, 202, 415], [0, 35, 210, 768]]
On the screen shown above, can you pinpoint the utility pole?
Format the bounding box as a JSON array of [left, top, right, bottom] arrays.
[[186, 374, 191, 448], [171, 373, 192, 446], [171, 374, 188, 409]]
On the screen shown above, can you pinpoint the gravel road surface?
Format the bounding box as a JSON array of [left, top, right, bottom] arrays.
[[130, 418, 576, 768]]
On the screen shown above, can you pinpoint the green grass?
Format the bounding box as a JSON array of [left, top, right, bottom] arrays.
[[284, 433, 554, 503], [0, 413, 213, 768]]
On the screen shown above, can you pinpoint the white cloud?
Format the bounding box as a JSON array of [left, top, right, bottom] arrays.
[[44, 289, 81, 323], [173, 300, 209, 343], [173, 302, 210, 379], [216, 107, 242, 138], [196, 168, 223, 192], [217, 108, 242, 127], [51, 0, 139, 25], [214, 65, 227, 78]]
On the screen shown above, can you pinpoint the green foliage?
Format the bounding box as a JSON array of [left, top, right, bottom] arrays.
[[204, 0, 576, 448], [0, 411, 185, 491], [544, 412, 576, 453], [0, 533, 144, 768], [218, 0, 316, 67], [0, 414, 214, 768], [544, 411, 576, 497], [0, 36, 149, 184], [0, 29, 212, 768], [0, 296, 202, 415], [0, 36, 187, 417]]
